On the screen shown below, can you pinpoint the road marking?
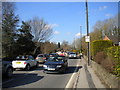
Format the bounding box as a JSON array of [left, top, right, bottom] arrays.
[[28, 70, 36, 73], [65, 59, 80, 88]]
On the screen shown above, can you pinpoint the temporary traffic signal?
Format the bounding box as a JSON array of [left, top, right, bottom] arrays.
[[58, 42, 60, 48]]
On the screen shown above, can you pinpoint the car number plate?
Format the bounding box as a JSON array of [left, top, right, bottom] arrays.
[[48, 68, 55, 70], [16, 62, 21, 64]]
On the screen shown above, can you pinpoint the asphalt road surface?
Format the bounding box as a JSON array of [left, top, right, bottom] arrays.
[[2, 59, 81, 88]]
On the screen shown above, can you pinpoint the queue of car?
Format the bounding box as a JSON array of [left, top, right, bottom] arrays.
[[2, 52, 79, 78]]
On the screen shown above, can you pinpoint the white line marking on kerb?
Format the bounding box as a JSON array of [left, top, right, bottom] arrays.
[[65, 59, 80, 88]]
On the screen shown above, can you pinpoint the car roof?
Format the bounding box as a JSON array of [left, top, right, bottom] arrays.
[[50, 53, 58, 54]]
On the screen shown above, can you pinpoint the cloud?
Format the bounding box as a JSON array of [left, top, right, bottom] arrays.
[[51, 24, 59, 28], [75, 33, 81, 37], [99, 6, 107, 11], [54, 31, 60, 35], [75, 33, 86, 37], [46, 24, 59, 29], [105, 14, 113, 17]]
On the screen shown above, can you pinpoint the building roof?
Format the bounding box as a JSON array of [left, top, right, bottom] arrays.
[[103, 35, 119, 44]]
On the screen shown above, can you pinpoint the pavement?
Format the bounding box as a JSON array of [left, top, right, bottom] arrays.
[[74, 57, 106, 89]]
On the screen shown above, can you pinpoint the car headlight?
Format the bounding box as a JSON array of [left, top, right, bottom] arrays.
[[43, 65, 47, 67], [57, 65, 62, 67]]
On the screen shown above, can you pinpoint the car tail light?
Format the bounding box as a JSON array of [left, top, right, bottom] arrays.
[[24, 62, 27, 64], [43, 57, 46, 59], [36, 57, 38, 59]]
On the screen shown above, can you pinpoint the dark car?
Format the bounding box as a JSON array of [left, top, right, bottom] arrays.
[[43, 56, 68, 74], [2, 60, 13, 78], [49, 53, 58, 57]]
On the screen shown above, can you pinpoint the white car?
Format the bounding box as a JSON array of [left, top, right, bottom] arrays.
[[12, 55, 38, 71], [68, 52, 77, 59]]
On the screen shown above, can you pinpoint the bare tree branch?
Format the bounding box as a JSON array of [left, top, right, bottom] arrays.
[[28, 17, 53, 54]]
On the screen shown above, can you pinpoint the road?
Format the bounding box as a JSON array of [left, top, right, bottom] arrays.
[[2, 59, 81, 88]]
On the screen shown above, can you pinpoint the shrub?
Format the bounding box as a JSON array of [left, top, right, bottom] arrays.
[[107, 46, 120, 77], [91, 40, 113, 57], [94, 52, 106, 64], [101, 56, 116, 74], [107, 46, 120, 60]]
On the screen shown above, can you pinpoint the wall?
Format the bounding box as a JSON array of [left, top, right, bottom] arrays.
[[90, 60, 120, 88]]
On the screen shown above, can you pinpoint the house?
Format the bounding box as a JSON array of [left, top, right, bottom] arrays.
[[103, 35, 119, 46]]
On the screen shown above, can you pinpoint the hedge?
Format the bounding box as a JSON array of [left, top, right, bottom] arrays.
[[91, 40, 113, 57], [107, 46, 120, 77]]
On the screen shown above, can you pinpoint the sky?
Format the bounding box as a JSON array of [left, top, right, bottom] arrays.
[[15, 2, 118, 44]]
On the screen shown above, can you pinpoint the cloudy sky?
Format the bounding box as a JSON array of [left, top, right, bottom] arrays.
[[15, 2, 118, 44]]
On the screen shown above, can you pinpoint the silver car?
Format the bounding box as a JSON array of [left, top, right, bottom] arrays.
[[36, 54, 46, 64]]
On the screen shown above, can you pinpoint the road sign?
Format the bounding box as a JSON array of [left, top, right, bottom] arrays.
[[85, 36, 90, 42]]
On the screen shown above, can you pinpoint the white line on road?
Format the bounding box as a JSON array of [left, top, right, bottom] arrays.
[[27, 70, 36, 74], [65, 59, 80, 88]]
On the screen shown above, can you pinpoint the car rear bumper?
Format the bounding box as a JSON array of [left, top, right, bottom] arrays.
[[43, 70, 60, 73], [37, 60, 45, 63], [69, 57, 77, 59], [12, 65, 26, 69]]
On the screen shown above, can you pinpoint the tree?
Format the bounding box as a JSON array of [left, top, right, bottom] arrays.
[[61, 40, 71, 51], [28, 17, 53, 54], [2, 2, 19, 58], [40, 41, 57, 54], [15, 21, 35, 55]]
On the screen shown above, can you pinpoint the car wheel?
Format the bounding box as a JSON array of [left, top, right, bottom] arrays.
[[6, 67, 13, 78], [25, 64, 30, 71]]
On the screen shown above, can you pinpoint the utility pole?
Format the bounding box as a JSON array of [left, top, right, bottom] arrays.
[[74, 38, 76, 49], [86, 0, 90, 66], [80, 26, 82, 52]]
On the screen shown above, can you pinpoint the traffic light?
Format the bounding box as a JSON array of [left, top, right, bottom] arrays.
[[58, 42, 60, 48]]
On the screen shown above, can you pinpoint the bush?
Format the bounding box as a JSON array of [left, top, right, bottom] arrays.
[[91, 40, 113, 57], [101, 56, 116, 74], [94, 52, 106, 64], [94, 46, 120, 77], [94, 51, 117, 75], [107, 46, 120, 77], [107, 46, 120, 60]]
